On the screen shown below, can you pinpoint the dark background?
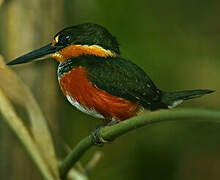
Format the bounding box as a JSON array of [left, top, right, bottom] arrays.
[[0, 0, 219, 179]]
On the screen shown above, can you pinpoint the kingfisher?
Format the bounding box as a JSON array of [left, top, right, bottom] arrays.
[[7, 23, 214, 124]]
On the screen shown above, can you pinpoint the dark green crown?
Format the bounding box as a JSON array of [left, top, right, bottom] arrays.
[[54, 23, 120, 54]]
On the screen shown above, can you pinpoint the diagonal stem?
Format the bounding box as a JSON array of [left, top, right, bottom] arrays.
[[59, 108, 220, 178], [0, 89, 55, 180]]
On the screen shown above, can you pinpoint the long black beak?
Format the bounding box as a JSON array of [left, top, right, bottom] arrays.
[[7, 43, 63, 65]]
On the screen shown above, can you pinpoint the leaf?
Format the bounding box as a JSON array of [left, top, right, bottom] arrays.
[[0, 88, 54, 180], [0, 55, 59, 179]]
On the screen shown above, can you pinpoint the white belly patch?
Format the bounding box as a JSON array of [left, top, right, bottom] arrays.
[[66, 95, 104, 119]]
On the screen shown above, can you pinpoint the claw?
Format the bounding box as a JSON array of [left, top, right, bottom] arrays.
[[90, 118, 120, 146], [91, 125, 107, 146]]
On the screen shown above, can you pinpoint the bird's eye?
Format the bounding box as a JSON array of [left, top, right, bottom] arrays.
[[57, 35, 71, 45]]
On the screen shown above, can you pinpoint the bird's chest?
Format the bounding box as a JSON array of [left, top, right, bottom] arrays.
[[58, 66, 105, 119], [58, 66, 139, 121]]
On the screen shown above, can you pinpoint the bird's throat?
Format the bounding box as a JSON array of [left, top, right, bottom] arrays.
[[51, 44, 117, 63]]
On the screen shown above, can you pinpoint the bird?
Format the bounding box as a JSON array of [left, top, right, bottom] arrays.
[[7, 23, 214, 124]]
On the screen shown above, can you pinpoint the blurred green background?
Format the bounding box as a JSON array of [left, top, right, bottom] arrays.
[[0, 0, 219, 179]]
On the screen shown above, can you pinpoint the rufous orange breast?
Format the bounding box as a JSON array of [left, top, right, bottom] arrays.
[[58, 66, 139, 122]]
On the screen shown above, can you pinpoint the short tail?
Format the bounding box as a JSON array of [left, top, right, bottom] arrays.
[[161, 89, 214, 109]]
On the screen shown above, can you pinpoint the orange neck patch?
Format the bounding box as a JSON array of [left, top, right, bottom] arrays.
[[51, 45, 117, 63]]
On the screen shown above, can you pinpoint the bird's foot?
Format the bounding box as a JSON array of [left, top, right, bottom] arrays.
[[91, 118, 120, 146], [107, 118, 120, 126], [91, 124, 107, 147]]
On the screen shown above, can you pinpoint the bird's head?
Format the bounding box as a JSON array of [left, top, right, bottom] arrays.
[[7, 23, 120, 65]]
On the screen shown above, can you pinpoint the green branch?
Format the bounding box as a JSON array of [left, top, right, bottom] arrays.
[[59, 108, 220, 178]]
